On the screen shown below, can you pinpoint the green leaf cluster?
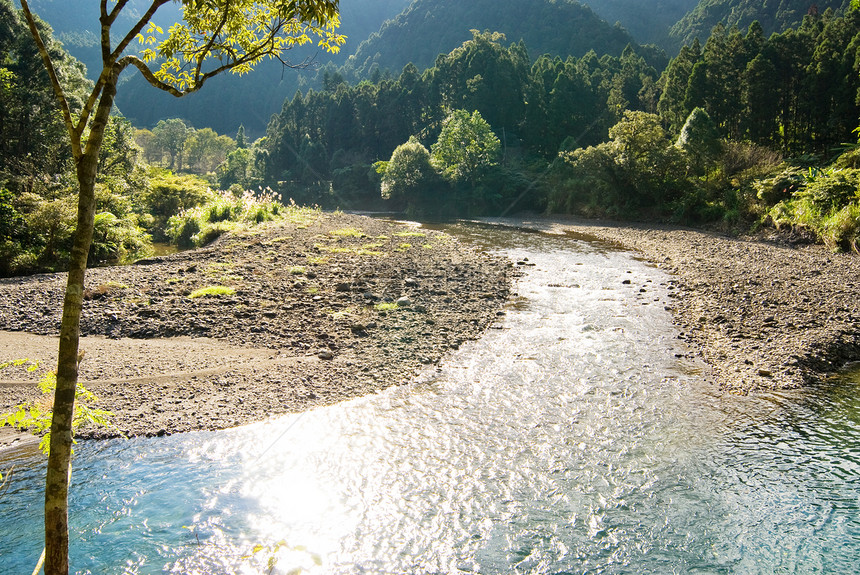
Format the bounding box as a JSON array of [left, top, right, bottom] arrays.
[[0, 361, 116, 454], [139, 0, 345, 92]]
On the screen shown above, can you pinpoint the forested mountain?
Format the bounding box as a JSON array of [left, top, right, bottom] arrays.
[[256, 8, 860, 244], [21, 0, 410, 136], [342, 0, 655, 80], [262, 29, 667, 210], [579, 0, 700, 46], [670, 0, 852, 47]]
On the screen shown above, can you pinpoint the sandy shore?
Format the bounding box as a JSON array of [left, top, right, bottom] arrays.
[[3, 213, 859, 452]]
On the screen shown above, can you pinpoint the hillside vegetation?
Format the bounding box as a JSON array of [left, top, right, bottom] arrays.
[[343, 0, 657, 80], [670, 0, 851, 47], [4, 1, 860, 278]]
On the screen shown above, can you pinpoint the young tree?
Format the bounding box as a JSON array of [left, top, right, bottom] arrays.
[[152, 117, 190, 170], [378, 135, 440, 214], [676, 107, 722, 177], [431, 109, 500, 189], [185, 127, 236, 173], [17, 1, 344, 573]]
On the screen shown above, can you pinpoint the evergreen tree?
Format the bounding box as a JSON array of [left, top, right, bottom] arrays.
[[676, 107, 721, 176]]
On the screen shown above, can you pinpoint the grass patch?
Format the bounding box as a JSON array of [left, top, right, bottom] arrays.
[[393, 231, 426, 238], [289, 266, 307, 275], [189, 286, 235, 298], [307, 256, 329, 265], [262, 236, 292, 246], [315, 244, 386, 257], [329, 227, 365, 238], [165, 277, 185, 285], [396, 243, 412, 251], [204, 262, 234, 275], [374, 302, 399, 312]]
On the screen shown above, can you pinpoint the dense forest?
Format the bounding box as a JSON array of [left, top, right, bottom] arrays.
[[3, 1, 860, 278]]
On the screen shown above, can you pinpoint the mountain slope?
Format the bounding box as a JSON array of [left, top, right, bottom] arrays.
[[670, 0, 852, 46], [344, 0, 643, 79], [578, 0, 700, 46]]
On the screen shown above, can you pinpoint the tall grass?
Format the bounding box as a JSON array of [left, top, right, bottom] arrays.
[[166, 187, 291, 247]]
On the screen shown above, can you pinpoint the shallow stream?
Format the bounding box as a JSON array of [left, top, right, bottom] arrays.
[[1, 222, 858, 574]]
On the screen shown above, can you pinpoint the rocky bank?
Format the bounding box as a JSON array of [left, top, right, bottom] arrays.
[[0, 212, 513, 443]]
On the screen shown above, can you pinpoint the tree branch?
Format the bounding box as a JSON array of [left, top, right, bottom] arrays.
[[105, 0, 132, 25], [117, 55, 190, 97], [19, 0, 81, 160], [100, 1, 110, 62]]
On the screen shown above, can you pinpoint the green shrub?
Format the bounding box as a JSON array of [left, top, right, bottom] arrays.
[[140, 168, 215, 240], [802, 169, 860, 212], [166, 211, 204, 247], [767, 164, 860, 251], [90, 212, 153, 264]]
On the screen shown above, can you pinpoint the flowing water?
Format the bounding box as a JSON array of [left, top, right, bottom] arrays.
[[1, 222, 859, 574]]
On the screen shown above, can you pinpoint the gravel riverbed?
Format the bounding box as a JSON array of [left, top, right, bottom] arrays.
[[0, 212, 513, 445], [2, 213, 859, 452]]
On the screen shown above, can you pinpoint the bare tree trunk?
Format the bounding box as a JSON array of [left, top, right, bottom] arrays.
[[44, 73, 118, 575]]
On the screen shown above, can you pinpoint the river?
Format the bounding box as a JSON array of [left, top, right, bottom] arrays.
[[1, 222, 858, 574]]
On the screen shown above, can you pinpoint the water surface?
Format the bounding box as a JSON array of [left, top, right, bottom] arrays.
[[1, 222, 858, 574]]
